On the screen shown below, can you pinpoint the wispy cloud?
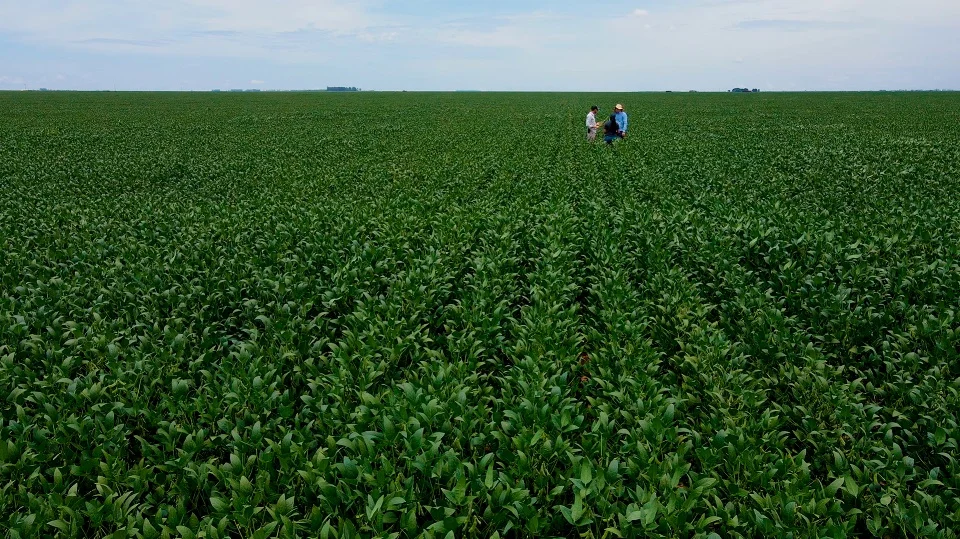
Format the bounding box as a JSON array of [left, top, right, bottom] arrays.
[[176, 0, 381, 34], [0, 0, 385, 56], [735, 19, 858, 31], [187, 30, 243, 38], [431, 10, 571, 50], [631, 9, 649, 17], [433, 26, 538, 49], [76, 37, 174, 47]]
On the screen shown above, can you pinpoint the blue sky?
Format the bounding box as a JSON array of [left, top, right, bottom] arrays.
[[1, 0, 958, 91]]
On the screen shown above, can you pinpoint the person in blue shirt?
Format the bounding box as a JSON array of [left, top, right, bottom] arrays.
[[614, 104, 628, 138]]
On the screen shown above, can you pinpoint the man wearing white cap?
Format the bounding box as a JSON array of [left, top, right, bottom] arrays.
[[614, 104, 628, 138]]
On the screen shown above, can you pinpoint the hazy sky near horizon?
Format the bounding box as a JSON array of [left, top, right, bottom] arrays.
[[1, 0, 958, 91]]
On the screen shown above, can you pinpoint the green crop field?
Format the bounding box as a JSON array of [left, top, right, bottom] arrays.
[[1, 91, 959, 538]]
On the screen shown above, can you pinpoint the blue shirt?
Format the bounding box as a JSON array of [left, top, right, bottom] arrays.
[[615, 111, 628, 133]]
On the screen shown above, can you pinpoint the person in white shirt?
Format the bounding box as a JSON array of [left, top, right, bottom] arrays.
[[585, 105, 600, 141]]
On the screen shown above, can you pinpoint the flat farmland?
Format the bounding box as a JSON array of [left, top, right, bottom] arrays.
[[1, 91, 959, 537]]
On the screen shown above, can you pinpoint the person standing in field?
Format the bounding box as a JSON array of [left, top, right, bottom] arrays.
[[614, 104, 628, 138], [585, 105, 600, 141], [603, 114, 621, 145]]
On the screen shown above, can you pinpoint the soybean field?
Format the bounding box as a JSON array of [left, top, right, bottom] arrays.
[[1, 91, 960, 537]]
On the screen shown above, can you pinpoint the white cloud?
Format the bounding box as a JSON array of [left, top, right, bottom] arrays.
[[184, 0, 377, 34], [0, 0, 388, 58], [632, 9, 649, 17], [434, 26, 538, 49], [355, 30, 401, 42], [691, 0, 960, 27], [430, 11, 572, 50], [250, 79, 264, 84]]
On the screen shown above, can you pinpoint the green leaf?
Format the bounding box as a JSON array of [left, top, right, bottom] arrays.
[[571, 494, 585, 523], [934, 428, 947, 446], [48, 520, 70, 533], [663, 403, 675, 424], [639, 499, 658, 527], [320, 520, 333, 539], [253, 521, 278, 539], [366, 495, 385, 519], [843, 475, 860, 497], [210, 497, 229, 512], [581, 464, 593, 485], [607, 459, 620, 478], [699, 515, 722, 528], [694, 477, 718, 491], [238, 475, 253, 495], [825, 477, 845, 497], [143, 519, 159, 539]]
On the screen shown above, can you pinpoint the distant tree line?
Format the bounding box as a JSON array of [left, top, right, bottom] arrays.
[[731, 88, 760, 93]]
